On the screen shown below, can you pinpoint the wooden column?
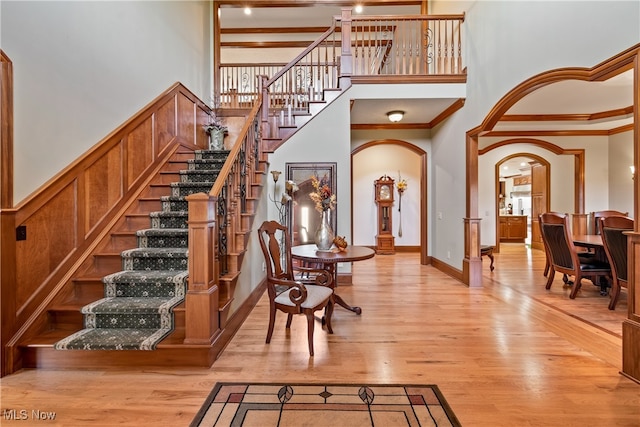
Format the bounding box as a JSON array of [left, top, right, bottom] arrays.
[[623, 231, 640, 383], [572, 213, 589, 236], [184, 193, 220, 345], [1, 50, 13, 209], [0, 50, 15, 377], [464, 132, 482, 287], [463, 217, 482, 287]]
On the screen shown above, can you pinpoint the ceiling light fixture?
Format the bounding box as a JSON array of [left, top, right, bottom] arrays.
[[354, 5, 363, 13], [387, 111, 404, 123], [244, 7, 251, 15]]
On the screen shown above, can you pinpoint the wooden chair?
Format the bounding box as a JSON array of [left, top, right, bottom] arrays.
[[591, 210, 628, 235], [539, 212, 611, 299], [480, 245, 495, 271], [257, 220, 334, 356], [599, 216, 633, 310]]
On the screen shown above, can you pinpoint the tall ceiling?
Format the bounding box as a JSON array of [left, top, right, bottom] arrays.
[[218, 2, 634, 131]]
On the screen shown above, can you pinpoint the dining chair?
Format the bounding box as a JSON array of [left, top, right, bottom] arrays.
[[591, 210, 628, 235], [257, 220, 334, 356], [599, 216, 633, 310], [539, 212, 611, 299], [538, 213, 592, 280]]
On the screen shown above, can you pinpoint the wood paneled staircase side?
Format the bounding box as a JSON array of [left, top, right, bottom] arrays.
[[18, 144, 269, 370], [17, 146, 197, 366]]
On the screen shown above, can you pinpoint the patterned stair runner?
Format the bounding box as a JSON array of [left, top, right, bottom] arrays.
[[54, 150, 229, 350]]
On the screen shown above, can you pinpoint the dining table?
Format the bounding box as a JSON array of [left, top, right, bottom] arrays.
[[290, 244, 375, 315], [573, 234, 604, 251]]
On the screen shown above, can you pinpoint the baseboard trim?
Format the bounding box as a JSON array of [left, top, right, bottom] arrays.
[[431, 257, 463, 282], [212, 279, 267, 361]]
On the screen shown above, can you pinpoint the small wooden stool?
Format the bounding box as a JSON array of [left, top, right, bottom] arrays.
[[480, 245, 495, 271]]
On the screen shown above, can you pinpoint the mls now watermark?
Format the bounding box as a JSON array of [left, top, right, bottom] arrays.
[[3, 409, 57, 421]]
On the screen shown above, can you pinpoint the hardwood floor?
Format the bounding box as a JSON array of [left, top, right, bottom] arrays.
[[2, 244, 638, 426]]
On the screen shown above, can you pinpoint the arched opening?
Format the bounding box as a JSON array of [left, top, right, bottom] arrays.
[[495, 154, 549, 252], [352, 139, 428, 264], [465, 45, 640, 382]]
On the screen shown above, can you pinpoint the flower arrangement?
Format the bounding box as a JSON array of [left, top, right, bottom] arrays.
[[309, 174, 336, 212], [203, 117, 228, 135], [396, 174, 408, 237], [396, 178, 407, 195]]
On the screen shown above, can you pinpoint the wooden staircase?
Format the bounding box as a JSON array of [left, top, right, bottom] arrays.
[[19, 144, 268, 369], [6, 65, 345, 373]]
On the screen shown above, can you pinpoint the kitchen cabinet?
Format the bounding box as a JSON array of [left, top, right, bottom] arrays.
[[499, 215, 527, 242]]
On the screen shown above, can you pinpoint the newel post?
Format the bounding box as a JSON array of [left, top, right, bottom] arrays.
[[622, 231, 640, 382], [463, 217, 483, 287], [184, 192, 220, 345], [259, 75, 270, 141], [339, 8, 353, 88]]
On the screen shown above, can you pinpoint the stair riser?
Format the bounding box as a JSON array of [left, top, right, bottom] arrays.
[[123, 216, 151, 231], [105, 282, 185, 298], [72, 280, 105, 302], [180, 171, 220, 183], [151, 216, 188, 229], [158, 172, 182, 184], [196, 150, 230, 161], [245, 199, 258, 215], [148, 184, 172, 198], [162, 199, 188, 212], [135, 199, 162, 213], [93, 255, 123, 274], [171, 184, 214, 197], [138, 235, 188, 249], [109, 234, 138, 252], [165, 161, 190, 172], [50, 310, 84, 330], [188, 160, 225, 171], [123, 256, 188, 271], [85, 313, 170, 330]]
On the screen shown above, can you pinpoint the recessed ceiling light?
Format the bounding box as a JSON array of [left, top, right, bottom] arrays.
[[244, 7, 251, 15]]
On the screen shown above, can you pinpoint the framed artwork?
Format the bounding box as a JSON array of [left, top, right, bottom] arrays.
[[286, 162, 337, 246]]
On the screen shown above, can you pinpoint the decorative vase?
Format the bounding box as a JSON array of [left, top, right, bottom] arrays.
[[209, 129, 226, 150], [314, 210, 335, 251]]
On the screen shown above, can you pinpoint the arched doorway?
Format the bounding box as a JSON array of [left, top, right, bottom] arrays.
[[494, 153, 550, 253], [465, 45, 640, 383], [351, 139, 428, 264]]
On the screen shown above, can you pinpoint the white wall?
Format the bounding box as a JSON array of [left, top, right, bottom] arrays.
[[608, 130, 634, 217], [1, 1, 212, 203], [268, 90, 353, 274], [428, 0, 640, 267], [351, 143, 422, 247]]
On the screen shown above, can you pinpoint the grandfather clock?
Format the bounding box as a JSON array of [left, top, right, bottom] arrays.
[[374, 175, 395, 254]]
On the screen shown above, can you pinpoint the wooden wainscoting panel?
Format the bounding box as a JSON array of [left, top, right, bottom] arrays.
[[15, 183, 78, 314], [196, 103, 210, 148], [84, 143, 123, 236], [177, 92, 195, 145], [156, 96, 177, 153], [126, 117, 154, 191]]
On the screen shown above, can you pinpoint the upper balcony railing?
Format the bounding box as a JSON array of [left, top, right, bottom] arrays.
[[217, 10, 465, 112]]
